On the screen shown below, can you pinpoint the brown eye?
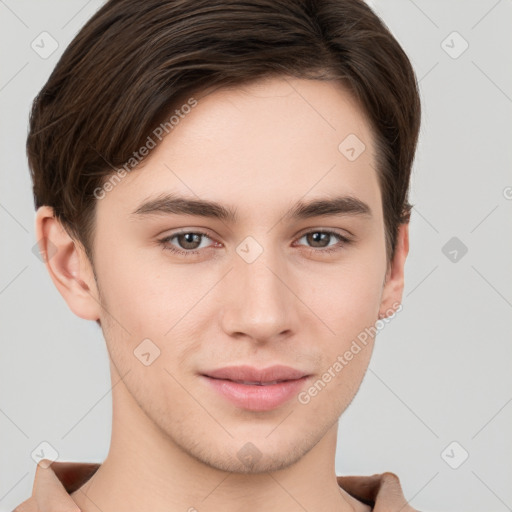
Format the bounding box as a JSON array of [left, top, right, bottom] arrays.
[[175, 232, 203, 250], [305, 232, 333, 248], [159, 230, 215, 257], [296, 230, 350, 252]]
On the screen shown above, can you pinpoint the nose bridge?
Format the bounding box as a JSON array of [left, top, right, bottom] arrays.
[[220, 236, 296, 340]]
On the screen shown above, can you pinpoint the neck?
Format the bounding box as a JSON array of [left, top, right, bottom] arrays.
[[70, 361, 368, 512]]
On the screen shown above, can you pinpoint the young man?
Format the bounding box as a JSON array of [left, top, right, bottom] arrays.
[[15, 0, 421, 510]]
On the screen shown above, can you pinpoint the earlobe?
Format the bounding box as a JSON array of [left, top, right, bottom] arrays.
[[35, 206, 101, 321], [378, 223, 409, 319]]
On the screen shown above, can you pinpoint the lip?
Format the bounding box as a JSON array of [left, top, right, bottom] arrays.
[[202, 364, 309, 382], [200, 365, 311, 412]]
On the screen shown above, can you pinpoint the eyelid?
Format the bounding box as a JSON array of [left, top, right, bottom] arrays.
[[159, 228, 218, 246], [292, 229, 352, 253], [158, 227, 354, 257], [295, 226, 354, 240], [158, 227, 218, 243], [159, 227, 351, 244]]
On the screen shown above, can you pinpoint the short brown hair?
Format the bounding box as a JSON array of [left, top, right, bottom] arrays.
[[27, 0, 421, 265]]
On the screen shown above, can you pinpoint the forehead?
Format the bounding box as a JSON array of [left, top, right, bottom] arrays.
[[98, 76, 380, 223], [172, 75, 375, 164]]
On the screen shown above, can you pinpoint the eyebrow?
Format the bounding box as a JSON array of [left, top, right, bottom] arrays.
[[130, 192, 372, 222]]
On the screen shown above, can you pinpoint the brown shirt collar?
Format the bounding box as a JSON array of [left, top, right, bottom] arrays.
[[13, 460, 418, 512]]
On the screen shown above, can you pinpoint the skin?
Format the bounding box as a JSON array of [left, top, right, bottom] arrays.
[[36, 76, 408, 512]]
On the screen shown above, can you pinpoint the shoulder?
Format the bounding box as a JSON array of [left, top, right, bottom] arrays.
[[11, 496, 39, 512], [337, 471, 420, 511]]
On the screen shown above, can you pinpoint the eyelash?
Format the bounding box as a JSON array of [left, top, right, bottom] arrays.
[[158, 229, 352, 258]]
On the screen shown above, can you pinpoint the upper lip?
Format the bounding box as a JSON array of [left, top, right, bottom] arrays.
[[202, 365, 309, 383]]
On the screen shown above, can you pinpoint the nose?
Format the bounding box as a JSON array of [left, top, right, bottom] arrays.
[[219, 243, 299, 344]]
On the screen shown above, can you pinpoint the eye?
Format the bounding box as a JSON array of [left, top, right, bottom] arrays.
[[158, 230, 216, 257], [294, 229, 351, 255], [158, 228, 352, 259]]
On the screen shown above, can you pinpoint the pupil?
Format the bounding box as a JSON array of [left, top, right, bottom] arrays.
[[181, 233, 200, 249], [309, 232, 328, 247]]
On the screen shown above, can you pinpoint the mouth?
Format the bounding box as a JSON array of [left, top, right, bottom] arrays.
[[207, 377, 294, 386], [201, 364, 309, 383], [200, 368, 311, 412]]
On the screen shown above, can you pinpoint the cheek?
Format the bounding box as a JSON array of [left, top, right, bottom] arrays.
[[301, 257, 385, 338], [95, 246, 181, 333], [94, 245, 211, 377], [96, 225, 386, 350], [296, 331, 374, 419], [296, 268, 381, 415]]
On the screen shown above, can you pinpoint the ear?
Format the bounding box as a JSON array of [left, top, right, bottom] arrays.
[[34, 206, 101, 321], [378, 222, 409, 318]]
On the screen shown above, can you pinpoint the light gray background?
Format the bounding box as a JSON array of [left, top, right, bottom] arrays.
[[1, 1, 511, 511]]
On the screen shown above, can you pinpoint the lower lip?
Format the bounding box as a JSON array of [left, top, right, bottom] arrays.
[[201, 375, 310, 412]]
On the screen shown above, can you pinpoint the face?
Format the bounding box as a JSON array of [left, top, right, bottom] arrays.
[[41, 76, 407, 474]]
